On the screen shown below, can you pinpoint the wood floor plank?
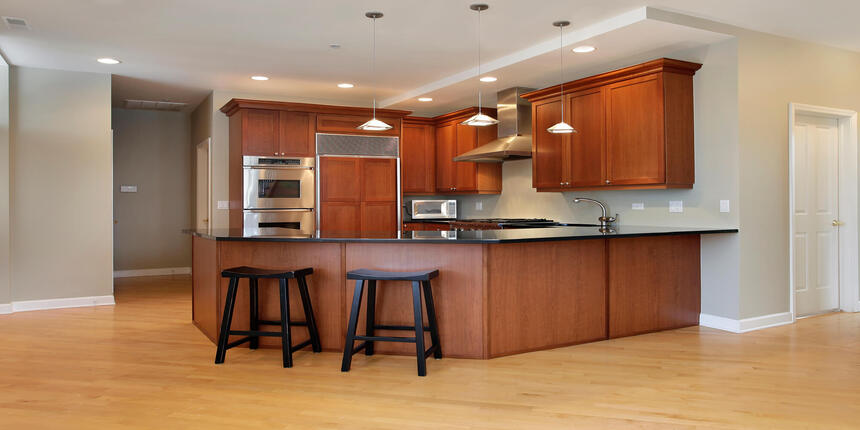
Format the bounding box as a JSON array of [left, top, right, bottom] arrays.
[[0, 275, 858, 429]]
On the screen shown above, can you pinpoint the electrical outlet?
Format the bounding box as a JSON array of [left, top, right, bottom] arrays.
[[476, 200, 483, 211], [632, 202, 645, 210], [217, 200, 230, 210], [720, 200, 730, 213], [669, 201, 684, 213]]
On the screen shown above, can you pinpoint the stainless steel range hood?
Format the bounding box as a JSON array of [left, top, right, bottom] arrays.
[[453, 87, 534, 163]]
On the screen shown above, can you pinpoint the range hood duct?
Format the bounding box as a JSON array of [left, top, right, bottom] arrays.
[[453, 87, 535, 163]]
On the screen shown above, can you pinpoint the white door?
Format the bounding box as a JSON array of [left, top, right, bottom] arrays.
[[196, 139, 212, 230], [793, 115, 840, 316]]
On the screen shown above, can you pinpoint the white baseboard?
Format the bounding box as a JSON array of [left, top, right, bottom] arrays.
[[0, 303, 11, 315], [699, 311, 794, 333], [9, 295, 115, 313], [113, 267, 191, 278]]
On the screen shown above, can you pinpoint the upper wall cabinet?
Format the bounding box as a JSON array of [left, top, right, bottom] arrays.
[[401, 117, 436, 195], [433, 108, 502, 195], [523, 58, 701, 191]]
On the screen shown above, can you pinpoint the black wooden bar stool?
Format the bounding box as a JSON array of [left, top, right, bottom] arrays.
[[215, 266, 321, 368], [341, 268, 442, 376]]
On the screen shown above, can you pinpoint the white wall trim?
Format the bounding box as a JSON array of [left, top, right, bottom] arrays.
[[9, 295, 115, 313], [788, 103, 859, 318], [113, 267, 191, 278], [0, 303, 12, 315], [700, 312, 794, 333]]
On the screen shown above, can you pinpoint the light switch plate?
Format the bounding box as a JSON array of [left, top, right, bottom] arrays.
[[720, 200, 730, 213], [476, 201, 483, 211], [632, 202, 645, 210], [669, 201, 684, 213], [119, 185, 137, 193], [217, 200, 230, 210]]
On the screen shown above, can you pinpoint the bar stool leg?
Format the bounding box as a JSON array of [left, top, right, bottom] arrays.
[[215, 276, 240, 364], [422, 280, 442, 359], [411, 281, 427, 377], [278, 278, 293, 368], [248, 277, 260, 350], [341, 279, 365, 372], [365, 280, 377, 356], [296, 275, 322, 353]]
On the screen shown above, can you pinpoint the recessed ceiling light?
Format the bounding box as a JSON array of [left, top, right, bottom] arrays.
[[97, 58, 121, 65], [418, 97, 433, 102], [337, 83, 354, 88], [250, 75, 269, 81], [572, 45, 596, 53], [479, 76, 497, 82]]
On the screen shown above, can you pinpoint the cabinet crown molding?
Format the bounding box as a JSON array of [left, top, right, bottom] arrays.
[[220, 98, 412, 118], [521, 58, 702, 103]]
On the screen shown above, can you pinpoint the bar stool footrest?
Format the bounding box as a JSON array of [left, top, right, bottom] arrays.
[[354, 335, 417, 343], [257, 319, 308, 327], [374, 324, 431, 331], [225, 336, 253, 349]]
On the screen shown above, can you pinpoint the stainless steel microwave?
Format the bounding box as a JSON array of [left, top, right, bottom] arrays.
[[411, 200, 457, 220]]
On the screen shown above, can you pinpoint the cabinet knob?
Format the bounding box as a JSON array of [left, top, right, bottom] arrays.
[[605, 180, 611, 184]]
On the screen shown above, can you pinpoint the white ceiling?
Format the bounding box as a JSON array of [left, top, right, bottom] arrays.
[[0, 0, 858, 114]]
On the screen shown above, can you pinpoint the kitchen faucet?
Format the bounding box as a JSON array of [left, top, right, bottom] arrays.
[[573, 198, 617, 229]]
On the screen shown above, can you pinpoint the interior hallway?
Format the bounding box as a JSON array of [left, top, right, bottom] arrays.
[[0, 276, 858, 429]]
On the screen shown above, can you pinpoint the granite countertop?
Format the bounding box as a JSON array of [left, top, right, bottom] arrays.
[[188, 225, 738, 244]]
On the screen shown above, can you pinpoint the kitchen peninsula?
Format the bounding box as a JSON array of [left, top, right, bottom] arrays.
[[191, 226, 736, 359]]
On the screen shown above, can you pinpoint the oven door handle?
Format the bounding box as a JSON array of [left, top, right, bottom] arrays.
[[243, 166, 313, 170], [244, 208, 314, 213]]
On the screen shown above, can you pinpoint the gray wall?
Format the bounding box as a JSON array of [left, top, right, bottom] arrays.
[[0, 55, 9, 307], [190, 92, 213, 230], [10, 67, 113, 301], [112, 108, 191, 271]]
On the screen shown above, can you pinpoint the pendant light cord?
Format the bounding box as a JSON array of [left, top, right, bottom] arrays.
[[559, 24, 564, 120], [477, 8, 482, 114], [371, 16, 377, 118]]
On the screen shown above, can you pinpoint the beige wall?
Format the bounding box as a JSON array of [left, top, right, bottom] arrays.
[[736, 31, 860, 318], [10, 67, 113, 301], [0, 55, 9, 307], [190, 93, 213, 230], [112, 108, 191, 271]]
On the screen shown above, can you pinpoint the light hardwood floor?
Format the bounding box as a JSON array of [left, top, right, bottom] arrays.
[[1, 275, 859, 429]]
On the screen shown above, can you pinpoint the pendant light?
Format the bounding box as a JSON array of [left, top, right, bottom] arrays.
[[461, 4, 499, 127], [357, 11, 393, 131], [547, 20, 576, 134]]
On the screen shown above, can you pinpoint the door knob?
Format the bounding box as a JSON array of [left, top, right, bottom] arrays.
[[832, 219, 845, 226]]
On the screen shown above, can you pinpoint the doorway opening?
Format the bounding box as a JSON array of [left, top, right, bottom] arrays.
[[789, 103, 859, 319], [196, 138, 212, 231]]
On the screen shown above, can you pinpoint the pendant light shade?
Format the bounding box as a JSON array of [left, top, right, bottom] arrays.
[[461, 4, 499, 127], [548, 20, 577, 135], [357, 11, 393, 131]]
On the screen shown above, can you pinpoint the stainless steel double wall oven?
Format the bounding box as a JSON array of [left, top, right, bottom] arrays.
[[242, 156, 315, 236]]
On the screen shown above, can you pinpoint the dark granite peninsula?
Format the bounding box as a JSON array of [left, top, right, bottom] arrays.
[[190, 227, 736, 358]]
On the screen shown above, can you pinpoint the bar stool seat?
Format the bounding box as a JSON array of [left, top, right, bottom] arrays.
[[347, 269, 439, 282], [215, 266, 321, 368], [342, 268, 442, 376]]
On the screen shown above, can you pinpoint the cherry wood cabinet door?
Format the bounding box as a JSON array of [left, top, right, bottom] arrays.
[[242, 109, 278, 156], [316, 114, 400, 136], [360, 202, 398, 237], [435, 123, 457, 193], [319, 157, 360, 202], [567, 88, 606, 187], [319, 202, 360, 237], [454, 124, 478, 192], [360, 158, 397, 202], [532, 98, 566, 189], [605, 74, 665, 185], [401, 123, 435, 194], [278, 111, 315, 157]]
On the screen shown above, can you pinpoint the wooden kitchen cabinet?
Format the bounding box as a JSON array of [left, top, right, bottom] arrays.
[[401, 118, 436, 194], [234, 109, 316, 157], [402, 222, 450, 232], [278, 111, 316, 157], [433, 108, 502, 194], [316, 113, 401, 136], [319, 156, 397, 237], [523, 58, 700, 191]]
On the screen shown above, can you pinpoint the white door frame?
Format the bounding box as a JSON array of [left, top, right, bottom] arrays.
[[196, 138, 212, 231], [789, 103, 859, 319]]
